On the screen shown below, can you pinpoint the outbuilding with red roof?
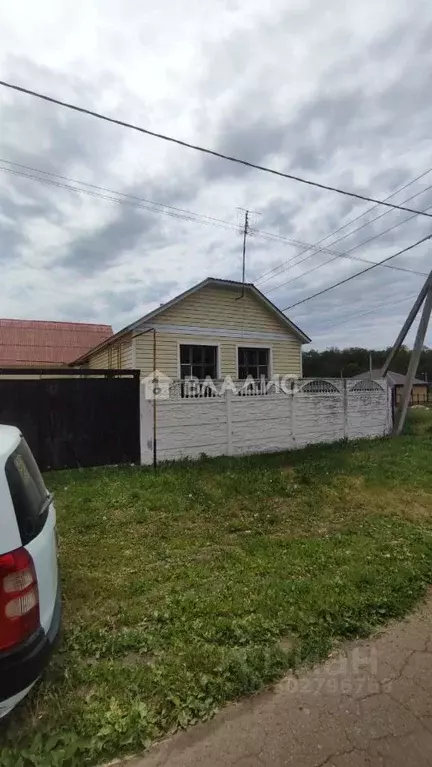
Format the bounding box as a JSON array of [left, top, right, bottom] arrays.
[[0, 319, 113, 367]]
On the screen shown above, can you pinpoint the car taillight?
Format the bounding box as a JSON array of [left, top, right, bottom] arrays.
[[0, 548, 40, 651]]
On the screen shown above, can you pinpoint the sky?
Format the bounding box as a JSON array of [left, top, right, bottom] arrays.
[[0, 0, 432, 351]]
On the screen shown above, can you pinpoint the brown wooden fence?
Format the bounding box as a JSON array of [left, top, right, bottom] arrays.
[[0, 368, 140, 471]]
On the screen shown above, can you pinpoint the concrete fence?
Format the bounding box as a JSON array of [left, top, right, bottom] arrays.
[[140, 378, 392, 465]]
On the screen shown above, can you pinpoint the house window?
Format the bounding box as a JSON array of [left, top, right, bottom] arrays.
[[238, 347, 270, 380], [180, 345, 218, 380]]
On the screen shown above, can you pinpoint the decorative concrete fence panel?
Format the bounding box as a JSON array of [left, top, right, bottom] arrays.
[[140, 378, 392, 464]]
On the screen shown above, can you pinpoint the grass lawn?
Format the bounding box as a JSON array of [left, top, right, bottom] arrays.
[[1, 412, 432, 766]]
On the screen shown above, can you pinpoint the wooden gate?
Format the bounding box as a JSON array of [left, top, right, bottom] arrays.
[[0, 368, 140, 471]]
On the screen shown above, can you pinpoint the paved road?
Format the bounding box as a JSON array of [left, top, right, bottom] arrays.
[[121, 594, 432, 766]]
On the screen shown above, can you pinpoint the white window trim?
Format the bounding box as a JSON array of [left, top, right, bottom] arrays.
[[236, 344, 273, 379], [177, 341, 221, 380]]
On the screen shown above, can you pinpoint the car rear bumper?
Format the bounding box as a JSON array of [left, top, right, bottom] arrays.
[[0, 579, 61, 706]]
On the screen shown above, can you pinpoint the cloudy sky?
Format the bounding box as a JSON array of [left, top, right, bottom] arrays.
[[1, 0, 432, 351]]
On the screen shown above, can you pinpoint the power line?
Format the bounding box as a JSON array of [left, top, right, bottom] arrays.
[[256, 228, 427, 279], [253, 226, 426, 278], [258, 182, 432, 289], [254, 167, 432, 284], [0, 160, 426, 279], [263, 200, 432, 294], [2, 78, 432, 220], [0, 165, 240, 232], [258, 226, 428, 277], [264, 245, 426, 292], [282, 233, 432, 312], [0, 158, 240, 231], [310, 293, 419, 332]]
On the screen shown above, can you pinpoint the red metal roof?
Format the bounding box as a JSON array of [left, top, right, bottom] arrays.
[[0, 319, 113, 366]]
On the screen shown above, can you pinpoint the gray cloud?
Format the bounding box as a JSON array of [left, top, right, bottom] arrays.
[[0, 221, 28, 260], [201, 116, 291, 182], [58, 205, 164, 275], [0, 1, 431, 350], [54, 279, 179, 326], [0, 55, 123, 177]]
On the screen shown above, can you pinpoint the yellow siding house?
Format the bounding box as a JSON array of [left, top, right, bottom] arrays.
[[72, 278, 311, 379]]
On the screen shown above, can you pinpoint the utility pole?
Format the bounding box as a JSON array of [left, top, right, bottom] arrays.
[[394, 287, 432, 434], [381, 268, 432, 435], [369, 352, 373, 378], [381, 270, 432, 377]]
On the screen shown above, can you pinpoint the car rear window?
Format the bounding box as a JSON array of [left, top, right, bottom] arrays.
[[5, 438, 51, 546]]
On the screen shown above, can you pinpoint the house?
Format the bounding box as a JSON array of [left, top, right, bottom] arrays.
[[72, 278, 311, 382], [0, 319, 113, 367], [352, 369, 429, 405]]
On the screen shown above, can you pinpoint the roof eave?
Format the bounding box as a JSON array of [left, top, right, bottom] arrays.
[[130, 278, 311, 344], [70, 277, 311, 364]]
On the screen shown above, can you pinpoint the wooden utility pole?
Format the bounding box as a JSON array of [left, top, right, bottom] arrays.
[[381, 268, 432, 435]]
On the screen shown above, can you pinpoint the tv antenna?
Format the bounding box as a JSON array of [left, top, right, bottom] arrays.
[[236, 208, 261, 296]]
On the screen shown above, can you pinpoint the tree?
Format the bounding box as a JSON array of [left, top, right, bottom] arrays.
[[303, 346, 432, 381]]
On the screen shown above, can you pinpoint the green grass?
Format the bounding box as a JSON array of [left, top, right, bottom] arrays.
[[403, 404, 432, 436], [1, 422, 432, 766]]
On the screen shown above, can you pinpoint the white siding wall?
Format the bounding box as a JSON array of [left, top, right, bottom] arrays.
[[120, 338, 134, 368], [86, 336, 133, 369], [140, 379, 392, 464], [88, 347, 110, 368], [134, 330, 301, 379]]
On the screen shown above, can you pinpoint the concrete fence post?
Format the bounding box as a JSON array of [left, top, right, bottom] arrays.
[[291, 381, 296, 445], [226, 389, 233, 455], [342, 379, 348, 439], [140, 384, 153, 465]]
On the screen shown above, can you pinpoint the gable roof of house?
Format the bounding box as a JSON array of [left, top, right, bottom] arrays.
[[72, 277, 311, 364], [353, 369, 425, 386], [0, 319, 113, 367]]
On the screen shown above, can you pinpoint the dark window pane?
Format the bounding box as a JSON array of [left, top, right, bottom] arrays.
[[238, 347, 269, 380], [204, 347, 215, 363], [180, 364, 192, 378], [180, 345, 217, 380], [180, 346, 190, 364], [5, 438, 50, 546]]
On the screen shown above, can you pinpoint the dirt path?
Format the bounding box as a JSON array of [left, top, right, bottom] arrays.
[[120, 594, 432, 766]]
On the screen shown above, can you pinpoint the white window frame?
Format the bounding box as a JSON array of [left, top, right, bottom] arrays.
[[177, 341, 221, 380], [236, 344, 273, 380]]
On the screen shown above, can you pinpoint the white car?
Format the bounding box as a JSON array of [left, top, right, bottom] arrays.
[[0, 426, 61, 718]]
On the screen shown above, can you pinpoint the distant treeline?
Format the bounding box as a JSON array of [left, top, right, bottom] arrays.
[[303, 346, 431, 381]]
